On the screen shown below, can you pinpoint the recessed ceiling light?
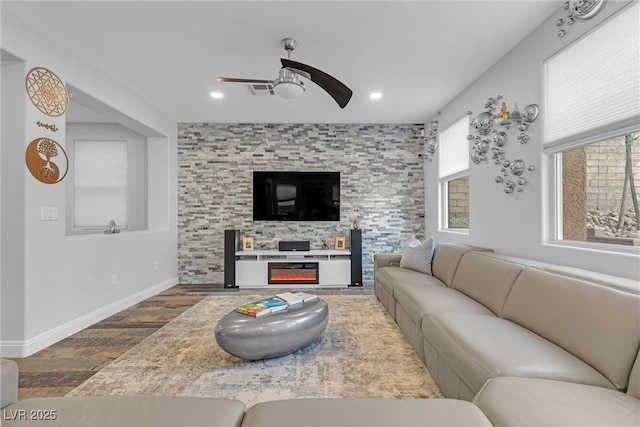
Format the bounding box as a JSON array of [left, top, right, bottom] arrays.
[[369, 92, 382, 100], [210, 92, 224, 99]]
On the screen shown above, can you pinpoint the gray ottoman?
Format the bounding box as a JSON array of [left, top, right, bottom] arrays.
[[215, 297, 329, 360]]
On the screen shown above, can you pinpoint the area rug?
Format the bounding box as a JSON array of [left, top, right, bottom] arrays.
[[67, 294, 443, 407]]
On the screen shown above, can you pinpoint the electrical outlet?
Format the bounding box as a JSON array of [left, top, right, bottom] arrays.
[[112, 274, 118, 285], [154, 261, 159, 271]]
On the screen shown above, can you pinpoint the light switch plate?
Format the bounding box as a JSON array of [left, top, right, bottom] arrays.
[[41, 206, 59, 221]]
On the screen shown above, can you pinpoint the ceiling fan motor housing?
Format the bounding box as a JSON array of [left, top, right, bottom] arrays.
[[273, 68, 305, 99]]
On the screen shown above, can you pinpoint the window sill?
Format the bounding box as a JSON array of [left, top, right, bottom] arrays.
[[545, 239, 640, 256], [65, 229, 168, 241], [438, 228, 470, 236]]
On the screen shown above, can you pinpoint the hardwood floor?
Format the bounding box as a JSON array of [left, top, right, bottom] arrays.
[[8, 283, 371, 400]]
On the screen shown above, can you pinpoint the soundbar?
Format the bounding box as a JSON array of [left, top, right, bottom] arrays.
[[279, 241, 311, 251]]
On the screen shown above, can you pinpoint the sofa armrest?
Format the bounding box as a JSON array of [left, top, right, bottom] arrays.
[[1, 358, 18, 408], [374, 253, 402, 270]]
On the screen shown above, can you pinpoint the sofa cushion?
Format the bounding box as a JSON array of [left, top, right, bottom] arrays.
[[241, 398, 492, 426], [400, 237, 435, 275], [431, 244, 491, 287], [474, 377, 640, 427], [375, 266, 441, 298], [422, 313, 615, 395], [1, 396, 245, 427], [502, 267, 640, 391], [450, 252, 524, 316], [394, 283, 493, 328]]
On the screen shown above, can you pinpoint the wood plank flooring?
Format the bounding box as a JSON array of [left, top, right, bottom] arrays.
[[7, 284, 371, 400]]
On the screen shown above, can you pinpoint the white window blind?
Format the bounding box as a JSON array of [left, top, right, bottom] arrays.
[[74, 140, 128, 229], [544, 3, 640, 147], [439, 115, 470, 179]]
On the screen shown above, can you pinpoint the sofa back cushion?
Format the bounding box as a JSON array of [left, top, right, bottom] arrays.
[[451, 252, 524, 316], [502, 267, 640, 391], [432, 244, 492, 287]]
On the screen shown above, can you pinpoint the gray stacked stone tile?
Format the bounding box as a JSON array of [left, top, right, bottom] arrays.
[[178, 123, 425, 285]]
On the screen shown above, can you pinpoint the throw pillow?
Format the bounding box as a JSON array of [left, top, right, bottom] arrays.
[[400, 236, 435, 275]]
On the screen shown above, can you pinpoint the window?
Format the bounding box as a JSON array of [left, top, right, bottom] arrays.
[[67, 119, 150, 235], [545, 3, 639, 249], [439, 115, 470, 231], [74, 140, 128, 230]]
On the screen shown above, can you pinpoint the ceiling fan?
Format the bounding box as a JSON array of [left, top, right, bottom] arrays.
[[217, 38, 353, 109]]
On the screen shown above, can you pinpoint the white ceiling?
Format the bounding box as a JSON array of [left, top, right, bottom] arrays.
[[3, 1, 562, 124]]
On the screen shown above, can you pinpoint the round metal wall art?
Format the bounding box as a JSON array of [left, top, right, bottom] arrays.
[[25, 67, 69, 117], [570, 0, 606, 20], [471, 112, 494, 136], [469, 95, 538, 195], [493, 131, 507, 147], [556, 0, 606, 37], [521, 104, 539, 123], [25, 137, 68, 184], [423, 112, 440, 162]]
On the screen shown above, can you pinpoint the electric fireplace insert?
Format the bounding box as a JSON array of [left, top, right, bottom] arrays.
[[268, 262, 319, 285]]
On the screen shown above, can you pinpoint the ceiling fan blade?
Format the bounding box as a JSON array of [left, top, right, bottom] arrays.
[[280, 59, 353, 109], [217, 77, 273, 84]]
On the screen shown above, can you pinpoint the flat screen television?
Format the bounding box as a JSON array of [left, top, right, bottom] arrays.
[[253, 171, 340, 221]]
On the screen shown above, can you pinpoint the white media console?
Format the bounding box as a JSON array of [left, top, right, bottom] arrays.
[[235, 249, 352, 288]]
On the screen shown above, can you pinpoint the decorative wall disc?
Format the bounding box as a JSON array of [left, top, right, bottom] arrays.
[[25, 137, 68, 184], [570, 0, 606, 20], [25, 67, 69, 117]]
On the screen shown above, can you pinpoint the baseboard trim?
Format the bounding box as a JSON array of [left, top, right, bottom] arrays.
[[0, 277, 178, 358]]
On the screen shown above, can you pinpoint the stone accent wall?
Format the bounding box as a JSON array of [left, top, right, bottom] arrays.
[[177, 123, 425, 285]]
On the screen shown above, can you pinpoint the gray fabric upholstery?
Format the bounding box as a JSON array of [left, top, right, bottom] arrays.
[[2, 396, 246, 427], [502, 267, 640, 391], [241, 398, 492, 427], [450, 252, 524, 316], [1, 359, 18, 409], [474, 377, 640, 427], [421, 312, 615, 395]]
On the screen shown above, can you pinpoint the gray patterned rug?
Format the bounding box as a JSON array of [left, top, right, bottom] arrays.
[[68, 294, 443, 407]]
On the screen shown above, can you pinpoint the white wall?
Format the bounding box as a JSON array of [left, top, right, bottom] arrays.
[[425, 0, 639, 280], [1, 59, 27, 343], [0, 9, 179, 357]]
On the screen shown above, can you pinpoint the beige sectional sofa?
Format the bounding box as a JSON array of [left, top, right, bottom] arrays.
[[374, 243, 640, 426], [2, 243, 638, 426], [1, 358, 492, 426]]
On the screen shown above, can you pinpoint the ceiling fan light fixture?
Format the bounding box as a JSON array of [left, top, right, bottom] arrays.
[[273, 81, 305, 99], [273, 68, 305, 99]]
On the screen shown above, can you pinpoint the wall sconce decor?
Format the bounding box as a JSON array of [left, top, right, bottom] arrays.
[[423, 112, 440, 162], [555, 0, 606, 38], [468, 95, 538, 194]]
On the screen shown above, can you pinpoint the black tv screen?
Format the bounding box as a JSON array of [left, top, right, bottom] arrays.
[[253, 171, 340, 221]]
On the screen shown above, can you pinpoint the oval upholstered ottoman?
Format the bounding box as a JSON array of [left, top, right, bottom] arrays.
[[215, 297, 329, 360]]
